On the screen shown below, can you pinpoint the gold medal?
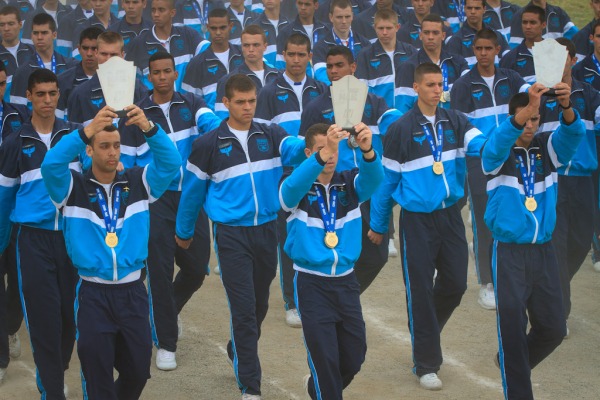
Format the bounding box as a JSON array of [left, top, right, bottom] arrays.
[[105, 232, 118, 248], [525, 197, 537, 212], [439, 93, 446, 103], [432, 161, 444, 175], [324, 232, 339, 249]]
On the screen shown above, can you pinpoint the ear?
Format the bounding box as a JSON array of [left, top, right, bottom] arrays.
[[223, 96, 230, 110], [304, 147, 312, 158], [86, 144, 93, 158]]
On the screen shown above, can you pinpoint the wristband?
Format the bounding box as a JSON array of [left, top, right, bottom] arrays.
[[559, 101, 572, 110], [360, 145, 373, 153]]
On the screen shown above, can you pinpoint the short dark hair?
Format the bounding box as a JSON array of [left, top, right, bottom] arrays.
[[305, 123, 329, 149], [242, 24, 267, 43], [555, 37, 576, 59], [89, 124, 118, 146], [521, 5, 545, 23], [149, 52, 175, 70], [469, 0, 487, 7], [509, 92, 529, 115], [208, 7, 228, 20], [474, 27, 499, 47], [0, 6, 21, 22], [414, 62, 442, 83], [285, 32, 311, 53], [32, 12, 56, 32], [593, 19, 600, 36], [152, 0, 175, 9], [330, 0, 352, 14], [326, 45, 354, 65], [27, 68, 58, 92], [421, 13, 444, 29], [225, 74, 256, 99], [79, 26, 103, 44]]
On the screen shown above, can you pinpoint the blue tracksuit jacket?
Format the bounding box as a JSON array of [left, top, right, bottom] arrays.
[[445, 23, 510, 68], [483, 0, 521, 42], [508, 2, 578, 48], [498, 41, 535, 83], [481, 113, 585, 244], [40, 125, 181, 280]]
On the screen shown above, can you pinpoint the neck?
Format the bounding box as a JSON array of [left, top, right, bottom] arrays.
[[317, 172, 333, 185], [96, 13, 110, 27], [424, 47, 442, 64], [381, 39, 396, 52], [211, 41, 229, 53], [515, 138, 530, 148], [285, 70, 305, 83], [92, 167, 116, 184], [43, 2, 58, 11], [153, 90, 174, 105], [154, 24, 172, 40], [487, 0, 501, 6], [37, 48, 54, 62], [468, 21, 483, 31], [525, 37, 542, 49], [416, 13, 426, 24], [418, 99, 437, 117], [299, 15, 312, 25], [477, 63, 495, 77], [246, 60, 263, 71], [231, 4, 245, 13], [334, 28, 349, 40], [126, 15, 142, 25], [264, 7, 280, 20], [2, 39, 19, 48], [82, 62, 97, 76], [227, 120, 250, 131], [31, 113, 55, 134]]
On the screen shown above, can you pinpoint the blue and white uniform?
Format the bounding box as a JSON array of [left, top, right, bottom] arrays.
[[248, 13, 289, 68], [445, 23, 510, 68], [482, 112, 584, 400], [351, 3, 410, 43], [275, 16, 328, 71], [508, 3, 578, 49], [226, 5, 260, 45], [107, 17, 153, 52], [499, 41, 536, 83], [0, 42, 35, 102], [483, 0, 521, 43], [56, 4, 95, 58]]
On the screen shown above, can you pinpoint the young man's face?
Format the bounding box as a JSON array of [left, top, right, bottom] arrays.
[[590, 25, 600, 54], [91, 0, 112, 15], [413, 72, 443, 108], [284, 43, 311, 77], [224, 89, 257, 127], [329, 6, 353, 37], [326, 54, 356, 82], [522, 12, 546, 41], [79, 38, 99, 71], [375, 18, 399, 47], [87, 129, 121, 174], [32, 23, 56, 53], [473, 38, 500, 69], [96, 41, 123, 64], [305, 133, 337, 175], [0, 14, 22, 44], [0, 70, 7, 99], [241, 33, 267, 64], [207, 16, 232, 46], [465, 0, 484, 27], [122, 0, 146, 20], [230, 0, 245, 9], [296, 0, 317, 21], [148, 58, 178, 95], [152, 0, 176, 28], [591, 0, 600, 19], [27, 81, 60, 119], [514, 106, 540, 146], [420, 21, 446, 52], [412, 0, 433, 17], [262, 0, 280, 12]]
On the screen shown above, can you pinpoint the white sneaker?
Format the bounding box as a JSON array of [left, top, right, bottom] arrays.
[[0, 367, 6, 385], [64, 383, 69, 398], [419, 373, 443, 390], [177, 315, 183, 339], [285, 309, 302, 328], [388, 239, 398, 257], [214, 264, 221, 275], [478, 283, 496, 310], [594, 261, 600, 272], [8, 334, 21, 359], [303, 374, 311, 399], [156, 349, 177, 371], [241, 394, 261, 400]]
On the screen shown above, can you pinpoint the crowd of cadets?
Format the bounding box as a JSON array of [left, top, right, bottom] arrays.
[[0, 0, 598, 399]]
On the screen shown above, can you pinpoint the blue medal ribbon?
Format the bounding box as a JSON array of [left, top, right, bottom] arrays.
[[332, 28, 356, 57], [422, 122, 444, 162], [314, 185, 337, 234], [441, 61, 449, 92], [96, 186, 121, 235], [36, 52, 56, 73], [592, 54, 600, 75], [453, 0, 465, 23], [192, 0, 208, 27], [517, 152, 536, 198]]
